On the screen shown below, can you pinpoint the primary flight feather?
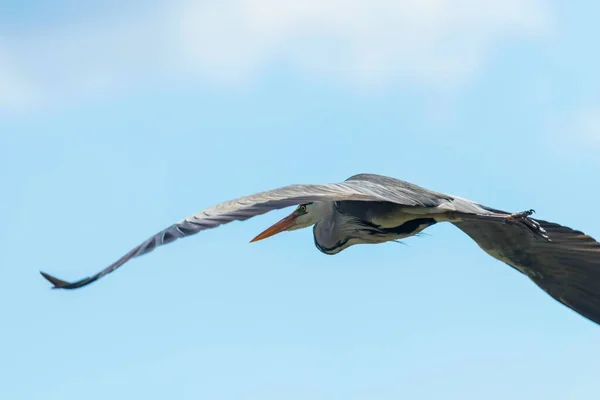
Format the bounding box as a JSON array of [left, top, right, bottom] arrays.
[[41, 173, 600, 326]]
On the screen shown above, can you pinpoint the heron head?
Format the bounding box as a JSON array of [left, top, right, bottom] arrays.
[[250, 202, 320, 243]]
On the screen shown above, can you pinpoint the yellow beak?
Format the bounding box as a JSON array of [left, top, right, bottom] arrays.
[[250, 213, 298, 243]]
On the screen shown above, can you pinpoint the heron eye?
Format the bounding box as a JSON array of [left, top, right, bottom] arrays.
[[299, 205, 307, 213]]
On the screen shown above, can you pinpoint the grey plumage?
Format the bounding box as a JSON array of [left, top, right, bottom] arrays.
[[455, 217, 600, 325], [40, 173, 600, 326]]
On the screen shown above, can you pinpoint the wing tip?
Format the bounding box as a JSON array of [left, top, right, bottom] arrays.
[[40, 271, 72, 289]]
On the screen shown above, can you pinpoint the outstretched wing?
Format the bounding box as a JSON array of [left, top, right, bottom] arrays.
[[41, 176, 455, 290], [453, 216, 600, 325]]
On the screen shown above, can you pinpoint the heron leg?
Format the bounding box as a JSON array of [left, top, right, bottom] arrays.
[[504, 209, 549, 241], [506, 209, 535, 220], [447, 210, 550, 241]]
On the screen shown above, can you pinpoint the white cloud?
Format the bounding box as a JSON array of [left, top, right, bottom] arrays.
[[573, 107, 600, 146], [0, 0, 553, 113], [543, 105, 600, 156], [0, 47, 41, 114]]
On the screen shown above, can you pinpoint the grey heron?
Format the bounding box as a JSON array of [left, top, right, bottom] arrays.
[[41, 173, 600, 325]]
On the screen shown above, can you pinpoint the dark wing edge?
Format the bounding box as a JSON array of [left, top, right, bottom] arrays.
[[41, 178, 452, 290], [453, 218, 600, 326]]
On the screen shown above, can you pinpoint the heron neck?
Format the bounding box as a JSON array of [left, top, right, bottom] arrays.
[[312, 202, 353, 255]]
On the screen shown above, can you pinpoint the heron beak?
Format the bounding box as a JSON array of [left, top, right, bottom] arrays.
[[250, 213, 298, 243]]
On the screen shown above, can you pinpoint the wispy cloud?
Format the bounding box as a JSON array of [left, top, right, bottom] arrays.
[[543, 105, 600, 158], [0, 47, 40, 112], [573, 107, 600, 146], [0, 0, 553, 113]]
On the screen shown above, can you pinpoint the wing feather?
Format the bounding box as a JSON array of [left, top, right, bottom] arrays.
[[41, 177, 453, 289], [453, 217, 600, 325]]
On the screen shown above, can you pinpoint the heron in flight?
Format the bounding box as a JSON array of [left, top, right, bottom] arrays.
[[41, 173, 600, 325]]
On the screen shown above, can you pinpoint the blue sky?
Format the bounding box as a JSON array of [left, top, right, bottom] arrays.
[[2, 1, 600, 399]]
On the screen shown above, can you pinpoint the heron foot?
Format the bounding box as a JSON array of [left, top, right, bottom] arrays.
[[505, 209, 550, 241], [508, 209, 535, 219]]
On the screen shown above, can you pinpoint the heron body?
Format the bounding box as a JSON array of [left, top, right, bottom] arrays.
[[305, 201, 438, 254], [41, 173, 600, 326]]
